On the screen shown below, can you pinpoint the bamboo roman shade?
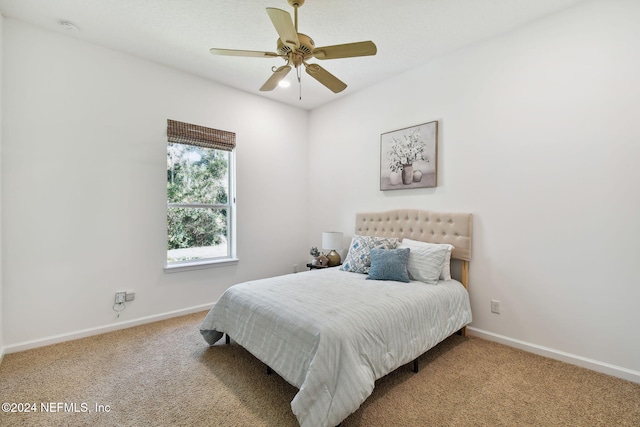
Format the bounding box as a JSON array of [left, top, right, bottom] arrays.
[[167, 119, 236, 151]]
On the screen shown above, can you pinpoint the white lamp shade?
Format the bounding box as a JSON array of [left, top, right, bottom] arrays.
[[322, 231, 343, 251]]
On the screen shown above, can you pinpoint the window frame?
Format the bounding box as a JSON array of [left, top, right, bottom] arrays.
[[164, 120, 237, 273]]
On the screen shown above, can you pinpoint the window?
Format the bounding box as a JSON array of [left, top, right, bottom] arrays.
[[165, 120, 236, 269]]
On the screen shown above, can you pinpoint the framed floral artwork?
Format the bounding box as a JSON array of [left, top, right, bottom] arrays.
[[380, 120, 438, 191]]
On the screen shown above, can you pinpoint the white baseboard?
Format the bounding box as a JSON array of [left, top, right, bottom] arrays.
[[3, 303, 215, 355], [467, 327, 640, 384]]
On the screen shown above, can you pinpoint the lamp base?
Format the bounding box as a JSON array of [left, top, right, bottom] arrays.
[[326, 250, 341, 267]]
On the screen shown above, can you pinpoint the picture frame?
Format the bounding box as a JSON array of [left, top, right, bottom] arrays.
[[380, 120, 438, 191]]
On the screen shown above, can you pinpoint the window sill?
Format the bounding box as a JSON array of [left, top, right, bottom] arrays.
[[164, 257, 239, 273]]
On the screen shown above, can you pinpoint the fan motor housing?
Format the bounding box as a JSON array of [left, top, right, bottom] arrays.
[[277, 33, 315, 64]]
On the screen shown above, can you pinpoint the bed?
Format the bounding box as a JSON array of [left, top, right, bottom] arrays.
[[200, 209, 472, 427]]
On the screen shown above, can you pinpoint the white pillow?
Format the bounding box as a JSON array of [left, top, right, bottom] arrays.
[[401, 238, 453, 281], [397, 242, 449, 285]]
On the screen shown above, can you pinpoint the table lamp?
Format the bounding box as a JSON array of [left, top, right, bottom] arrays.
[[322, 231, 343, 267]]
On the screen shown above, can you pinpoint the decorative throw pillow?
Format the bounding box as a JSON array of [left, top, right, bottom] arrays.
[[397, 241, 450, 285], [340, 235, 399, 274], [367, 248, 411, 282], [401, 238, 454, 281]]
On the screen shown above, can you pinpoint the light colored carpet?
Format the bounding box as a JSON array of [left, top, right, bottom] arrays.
[[1, 311, 638, 426]]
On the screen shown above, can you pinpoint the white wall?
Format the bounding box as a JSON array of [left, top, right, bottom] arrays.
[[0, 14, 4, 361], [308, 0, 640, 381], [2, 19, 309, 350]]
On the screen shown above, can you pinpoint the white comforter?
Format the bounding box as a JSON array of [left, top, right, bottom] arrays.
[[200, 267, 472, 427]]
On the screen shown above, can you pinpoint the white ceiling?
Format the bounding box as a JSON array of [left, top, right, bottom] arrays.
[[0, 0, 589, 110]]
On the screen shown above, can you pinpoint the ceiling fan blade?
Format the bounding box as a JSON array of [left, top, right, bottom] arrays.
[[210, 48, 281, 58], [260, 65, 292, 91], [313, 41, 377, 60], [305, 64, 347, 93], [266, 8, 299, 49]]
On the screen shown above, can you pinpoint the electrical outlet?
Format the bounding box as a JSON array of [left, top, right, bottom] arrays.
[[125, 290, 135, 302], [115, 291, 126, 304], [491, 299, 501, 314]]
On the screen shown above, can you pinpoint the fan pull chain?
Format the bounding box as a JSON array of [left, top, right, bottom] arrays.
[[297, 66, 302, 100]]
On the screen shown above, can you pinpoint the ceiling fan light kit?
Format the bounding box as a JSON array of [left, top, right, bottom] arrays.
[[209, 0, 376, 96]]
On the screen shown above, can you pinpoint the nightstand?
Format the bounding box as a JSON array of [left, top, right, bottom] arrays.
[[306, 263, 341, 270]]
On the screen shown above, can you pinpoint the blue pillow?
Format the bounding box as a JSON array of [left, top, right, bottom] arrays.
[[367, 248, 411, 283]]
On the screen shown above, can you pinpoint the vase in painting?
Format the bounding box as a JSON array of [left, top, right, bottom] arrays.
[[389, 171, 402, 185], [402, 164, 413, 184]]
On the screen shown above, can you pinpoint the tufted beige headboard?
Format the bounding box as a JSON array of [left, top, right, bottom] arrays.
[[355, 209, 472, 286]]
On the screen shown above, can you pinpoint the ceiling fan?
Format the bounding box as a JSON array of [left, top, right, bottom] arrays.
[[210, 0, 377, 94]]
